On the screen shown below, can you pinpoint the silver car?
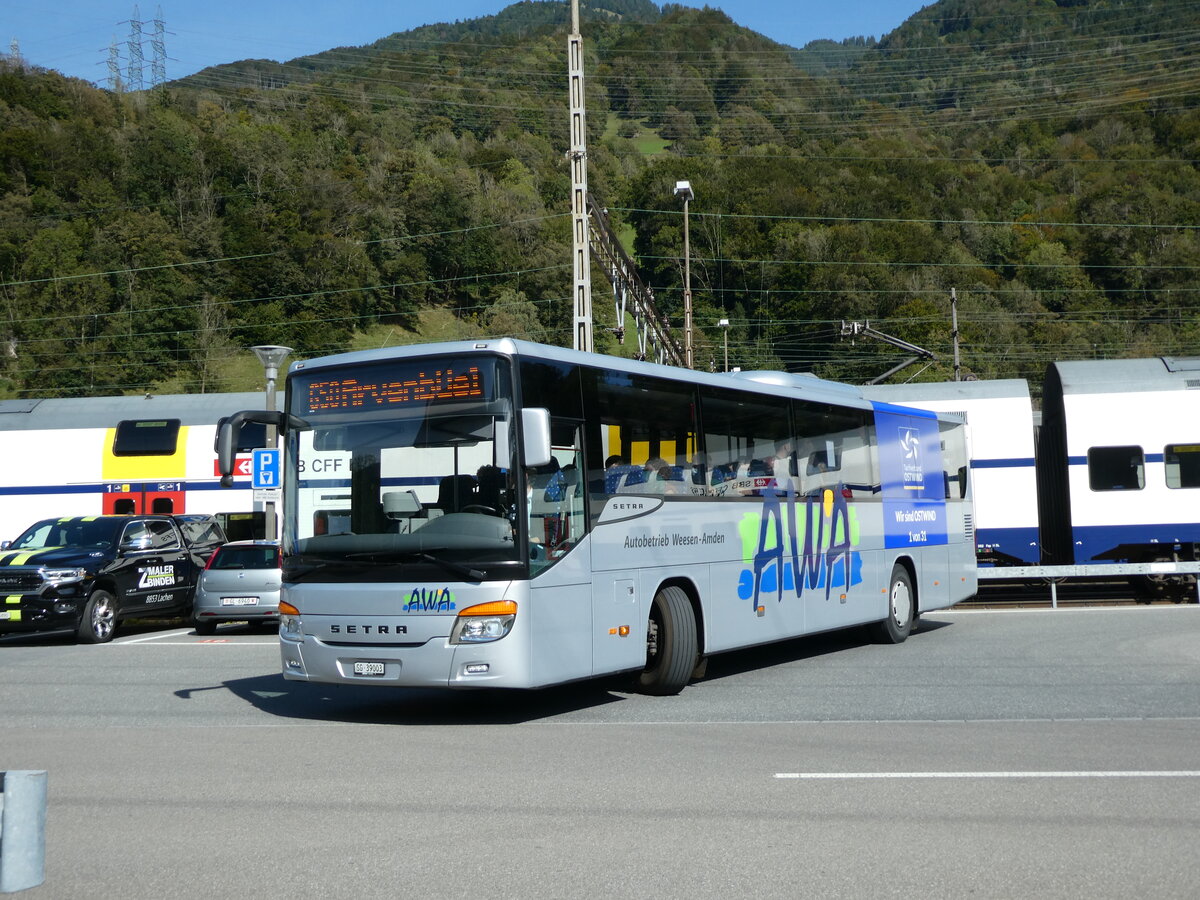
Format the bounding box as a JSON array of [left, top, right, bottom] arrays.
[[192, 541, 281, 635]]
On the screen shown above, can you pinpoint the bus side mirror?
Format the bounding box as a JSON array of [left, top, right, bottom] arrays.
[[217, 410, 289, 487], [522, 408, 552, 468]]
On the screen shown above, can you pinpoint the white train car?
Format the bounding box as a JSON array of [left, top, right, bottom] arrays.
[[868, 357, 1200, 598], [0, 392, 266, 543], [864, 379, 1040, 565], [1037, 358, 1200, 569]]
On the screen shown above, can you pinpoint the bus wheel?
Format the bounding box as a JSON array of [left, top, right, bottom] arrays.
[[77, 590, 118, 644], [637, 586, 698, 696], [869, 566, 914, 644]]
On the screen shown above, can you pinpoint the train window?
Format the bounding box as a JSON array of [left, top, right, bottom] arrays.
[[113, 419, 181, 456], [1164, 444, 1200, 489], [1087, 445, 1144, 491]]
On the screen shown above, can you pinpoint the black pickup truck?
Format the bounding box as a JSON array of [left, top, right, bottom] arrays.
[[0, 514, 226, 643]]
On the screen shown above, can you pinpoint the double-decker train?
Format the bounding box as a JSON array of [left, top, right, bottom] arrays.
[[867, 356, 1200, 599], [5, 355, 1199, 600], [0, 392, 267, 543]]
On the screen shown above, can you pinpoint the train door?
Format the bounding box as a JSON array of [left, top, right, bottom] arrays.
[[103, 483, 186, 515], [103, 419, 188, 515]]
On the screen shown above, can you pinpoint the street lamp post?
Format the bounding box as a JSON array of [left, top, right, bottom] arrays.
[[717, 318, 729, 372], [674, 180, 694, 369], [251, 345, 292, 540]]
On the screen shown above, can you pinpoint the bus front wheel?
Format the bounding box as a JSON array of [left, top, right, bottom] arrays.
[[637, 586, 697, 696], [869, 565, 914, 644]]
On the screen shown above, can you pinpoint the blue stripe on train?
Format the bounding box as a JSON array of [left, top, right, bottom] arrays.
[[0, 481, 252, 496], [1071, 522, 1200, 564], [1067, 454, 1166, 465], [970, 458, 1036, 469], [974, 526, 1040, 566], [0, 475, 442, 497]]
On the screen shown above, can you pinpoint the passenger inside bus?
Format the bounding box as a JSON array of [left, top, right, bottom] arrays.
[[643, 456, 688, 494], [525, 460, 564, 559], [436, 474, 478, 514], [474, 464, 508, 515]]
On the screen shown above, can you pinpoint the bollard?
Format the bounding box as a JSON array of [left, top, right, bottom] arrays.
[[0, 770, 46, 893]]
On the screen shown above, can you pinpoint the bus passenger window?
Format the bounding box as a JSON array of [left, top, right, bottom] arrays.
[[698, 385, 788, 497]]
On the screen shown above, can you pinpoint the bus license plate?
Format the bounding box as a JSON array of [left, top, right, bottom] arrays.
[[353, 661, 386, 676], [221, 597, 259, 606]]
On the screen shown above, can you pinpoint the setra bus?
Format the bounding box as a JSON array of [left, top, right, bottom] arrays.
[[217, 339, 977, 694]]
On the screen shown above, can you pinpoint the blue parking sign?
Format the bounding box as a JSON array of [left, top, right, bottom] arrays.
[[252, 448, 281, 489]]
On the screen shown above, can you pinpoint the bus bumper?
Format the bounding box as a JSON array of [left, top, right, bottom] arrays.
[[280, 634, 528, 688]]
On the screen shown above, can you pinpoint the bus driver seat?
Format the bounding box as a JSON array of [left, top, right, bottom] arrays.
[[436, 474, 478, 514]]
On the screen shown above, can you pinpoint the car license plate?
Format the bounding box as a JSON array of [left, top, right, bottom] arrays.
[[0, 611, 10, 620], [353, 661, 386, 676], [221, 597, 259, 606]]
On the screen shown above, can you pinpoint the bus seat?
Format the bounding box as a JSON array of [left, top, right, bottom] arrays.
[[382, 490, 421, 519], [605, 464, 645, 494], [436, 474, 478, 513]]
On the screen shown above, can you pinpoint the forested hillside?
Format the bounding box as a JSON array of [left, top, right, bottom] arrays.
[[1, 0, 1197, 397]]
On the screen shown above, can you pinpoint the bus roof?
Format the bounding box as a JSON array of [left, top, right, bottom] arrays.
[[287, 338, 879, 410], [864, 378, 1031, 404]]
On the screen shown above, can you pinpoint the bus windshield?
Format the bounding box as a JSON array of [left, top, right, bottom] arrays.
[[282, 355, 522, 580]]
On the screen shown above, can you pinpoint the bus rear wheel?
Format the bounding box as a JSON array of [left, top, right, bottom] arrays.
[[869, 565, 914, 644], [637, 586, 697, 696]]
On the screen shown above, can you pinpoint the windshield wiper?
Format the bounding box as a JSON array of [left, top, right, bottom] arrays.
[[415, 552, 485, 582], [343, 550, 485, 582], [285, 556, 363, 582]]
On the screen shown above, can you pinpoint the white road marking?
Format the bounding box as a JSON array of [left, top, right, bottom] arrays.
[[774, 770, 1200, 779], [116, 629, 193, 643], [115, 629, 275, 645], [941, 606, 1200, 614]]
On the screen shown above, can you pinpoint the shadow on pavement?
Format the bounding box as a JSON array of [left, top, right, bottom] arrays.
[[176, 672, 628, 725], [172, 617, 954, 725], [693, 616, 953, 684]]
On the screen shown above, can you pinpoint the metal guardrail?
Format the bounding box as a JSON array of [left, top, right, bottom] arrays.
[[0, 770, 46, 893], [976, 561, 1200, 608]]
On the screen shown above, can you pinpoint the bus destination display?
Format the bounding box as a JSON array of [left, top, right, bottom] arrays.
[[304, 365, 486, 413]]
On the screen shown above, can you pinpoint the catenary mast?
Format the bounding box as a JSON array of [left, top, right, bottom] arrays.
[[568, 0, 593, 352]]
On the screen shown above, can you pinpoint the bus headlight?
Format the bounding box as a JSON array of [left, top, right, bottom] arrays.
[[450, 600, 516, 644], [279, 600, 302, 640]]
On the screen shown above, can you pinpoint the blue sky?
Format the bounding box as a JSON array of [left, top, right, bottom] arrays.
[[5, 1, 930, 85]]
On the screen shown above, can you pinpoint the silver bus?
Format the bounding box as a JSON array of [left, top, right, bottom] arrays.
[[218, 339, 977, 694]]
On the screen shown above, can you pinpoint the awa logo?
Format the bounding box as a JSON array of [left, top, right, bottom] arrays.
[[735, 484, 862, 609], [402, 587, 456, 613]]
